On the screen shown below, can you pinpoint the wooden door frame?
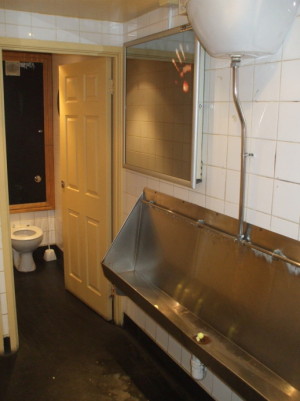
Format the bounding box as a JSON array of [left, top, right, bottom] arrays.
[[0, 38, 124, 351], [3, 50, 55, 214]]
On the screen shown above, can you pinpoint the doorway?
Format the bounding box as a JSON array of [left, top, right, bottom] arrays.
[[2, 51, 55, 213], [0, 41, 123, 351]]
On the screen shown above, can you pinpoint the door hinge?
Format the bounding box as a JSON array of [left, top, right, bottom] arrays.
[[111, 286, 116, 297], [108, 79, 114, 95]]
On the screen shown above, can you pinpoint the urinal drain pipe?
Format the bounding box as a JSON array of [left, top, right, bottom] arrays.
[[191, 355, 206, 380]]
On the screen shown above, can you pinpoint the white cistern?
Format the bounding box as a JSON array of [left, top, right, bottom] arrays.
[[186, 0, 300, 240]]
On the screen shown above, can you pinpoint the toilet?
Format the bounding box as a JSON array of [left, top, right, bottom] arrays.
[[11, 225, 43, 272]]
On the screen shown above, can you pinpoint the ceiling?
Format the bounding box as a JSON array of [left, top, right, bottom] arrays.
[[0, 0, 165, 22]]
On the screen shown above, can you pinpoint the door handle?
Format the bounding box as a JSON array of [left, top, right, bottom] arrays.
[[61, 180, 65, 188]]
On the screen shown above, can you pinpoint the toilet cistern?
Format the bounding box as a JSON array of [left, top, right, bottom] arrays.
[[185, 0, 300, 239], [186, 0, 300, 59]]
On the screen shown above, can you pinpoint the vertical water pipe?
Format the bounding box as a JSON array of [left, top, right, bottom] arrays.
[[231, 56, 247, 240]]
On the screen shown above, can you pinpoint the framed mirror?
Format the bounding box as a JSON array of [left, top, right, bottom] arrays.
[[124, 25, 204, 188]]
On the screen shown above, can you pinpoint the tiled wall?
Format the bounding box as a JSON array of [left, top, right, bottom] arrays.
[[0, 4, 299, 400], [122, 4, 300, 401], [123, 6, 300, 242], [0, 9, 123, 45]]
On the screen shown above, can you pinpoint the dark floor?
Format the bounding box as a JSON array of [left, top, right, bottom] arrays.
[[0, 248, 213, 401]]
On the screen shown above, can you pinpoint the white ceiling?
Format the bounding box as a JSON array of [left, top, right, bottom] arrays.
[[0, 0, 165, 22]]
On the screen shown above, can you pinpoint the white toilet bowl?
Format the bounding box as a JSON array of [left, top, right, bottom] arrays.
[[11, 225, 43, 272]]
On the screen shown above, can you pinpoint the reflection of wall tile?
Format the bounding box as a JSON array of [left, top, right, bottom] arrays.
[[141, 138, 156, 155], [126, 135, 139, 152], [126, 58, 193, 181]]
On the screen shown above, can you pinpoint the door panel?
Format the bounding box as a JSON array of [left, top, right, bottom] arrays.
[[60, 58, 112, 320], [67, 210, 82, 282], [66, 117, 80, 189]]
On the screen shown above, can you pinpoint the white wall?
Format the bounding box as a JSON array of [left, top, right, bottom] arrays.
[[121, 5, 300, 401], [0, 9, 123, 45], [123, 7, 300, 242], [0, 4, 300, 400]]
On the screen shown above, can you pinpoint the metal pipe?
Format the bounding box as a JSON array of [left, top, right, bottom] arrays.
[[142, 199, 300, 269], [231, 56, 247, 241]]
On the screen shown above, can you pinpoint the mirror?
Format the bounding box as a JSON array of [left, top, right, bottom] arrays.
[[2, 51, 54, 213], [124, 25, 204, 188]]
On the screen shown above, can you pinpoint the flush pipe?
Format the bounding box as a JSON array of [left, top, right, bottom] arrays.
[[231, 56, 248, 241]]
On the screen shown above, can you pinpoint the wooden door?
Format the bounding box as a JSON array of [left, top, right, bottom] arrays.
[[59, 58, 112, 320]]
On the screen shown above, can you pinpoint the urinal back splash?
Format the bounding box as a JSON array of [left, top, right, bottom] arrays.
[[102, 188, 300, 401]]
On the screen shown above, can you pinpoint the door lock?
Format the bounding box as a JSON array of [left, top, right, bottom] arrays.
[[34, 175, 42, 183]]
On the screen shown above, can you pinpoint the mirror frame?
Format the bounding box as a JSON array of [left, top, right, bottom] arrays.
[[123, 24, 205, 188]]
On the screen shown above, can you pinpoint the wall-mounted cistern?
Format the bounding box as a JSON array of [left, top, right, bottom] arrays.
[[186, 0, 300, 239]]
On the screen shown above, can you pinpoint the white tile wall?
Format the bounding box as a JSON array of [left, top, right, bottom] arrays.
[[278, 102, 300, 142], [0, 4, 299, 401], [0, 9, 123, 45], [120, 9, 300, 244], [121, 6, 300, 401]]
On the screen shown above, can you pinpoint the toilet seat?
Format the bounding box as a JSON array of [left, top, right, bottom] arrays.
[[11, 225, 43, 241]]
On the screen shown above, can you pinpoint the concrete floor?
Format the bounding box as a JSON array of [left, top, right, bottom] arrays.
[[0, 248, 213, 401]]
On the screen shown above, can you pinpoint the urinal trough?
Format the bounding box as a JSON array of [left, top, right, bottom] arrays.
[[102, 188, 300, 401]]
